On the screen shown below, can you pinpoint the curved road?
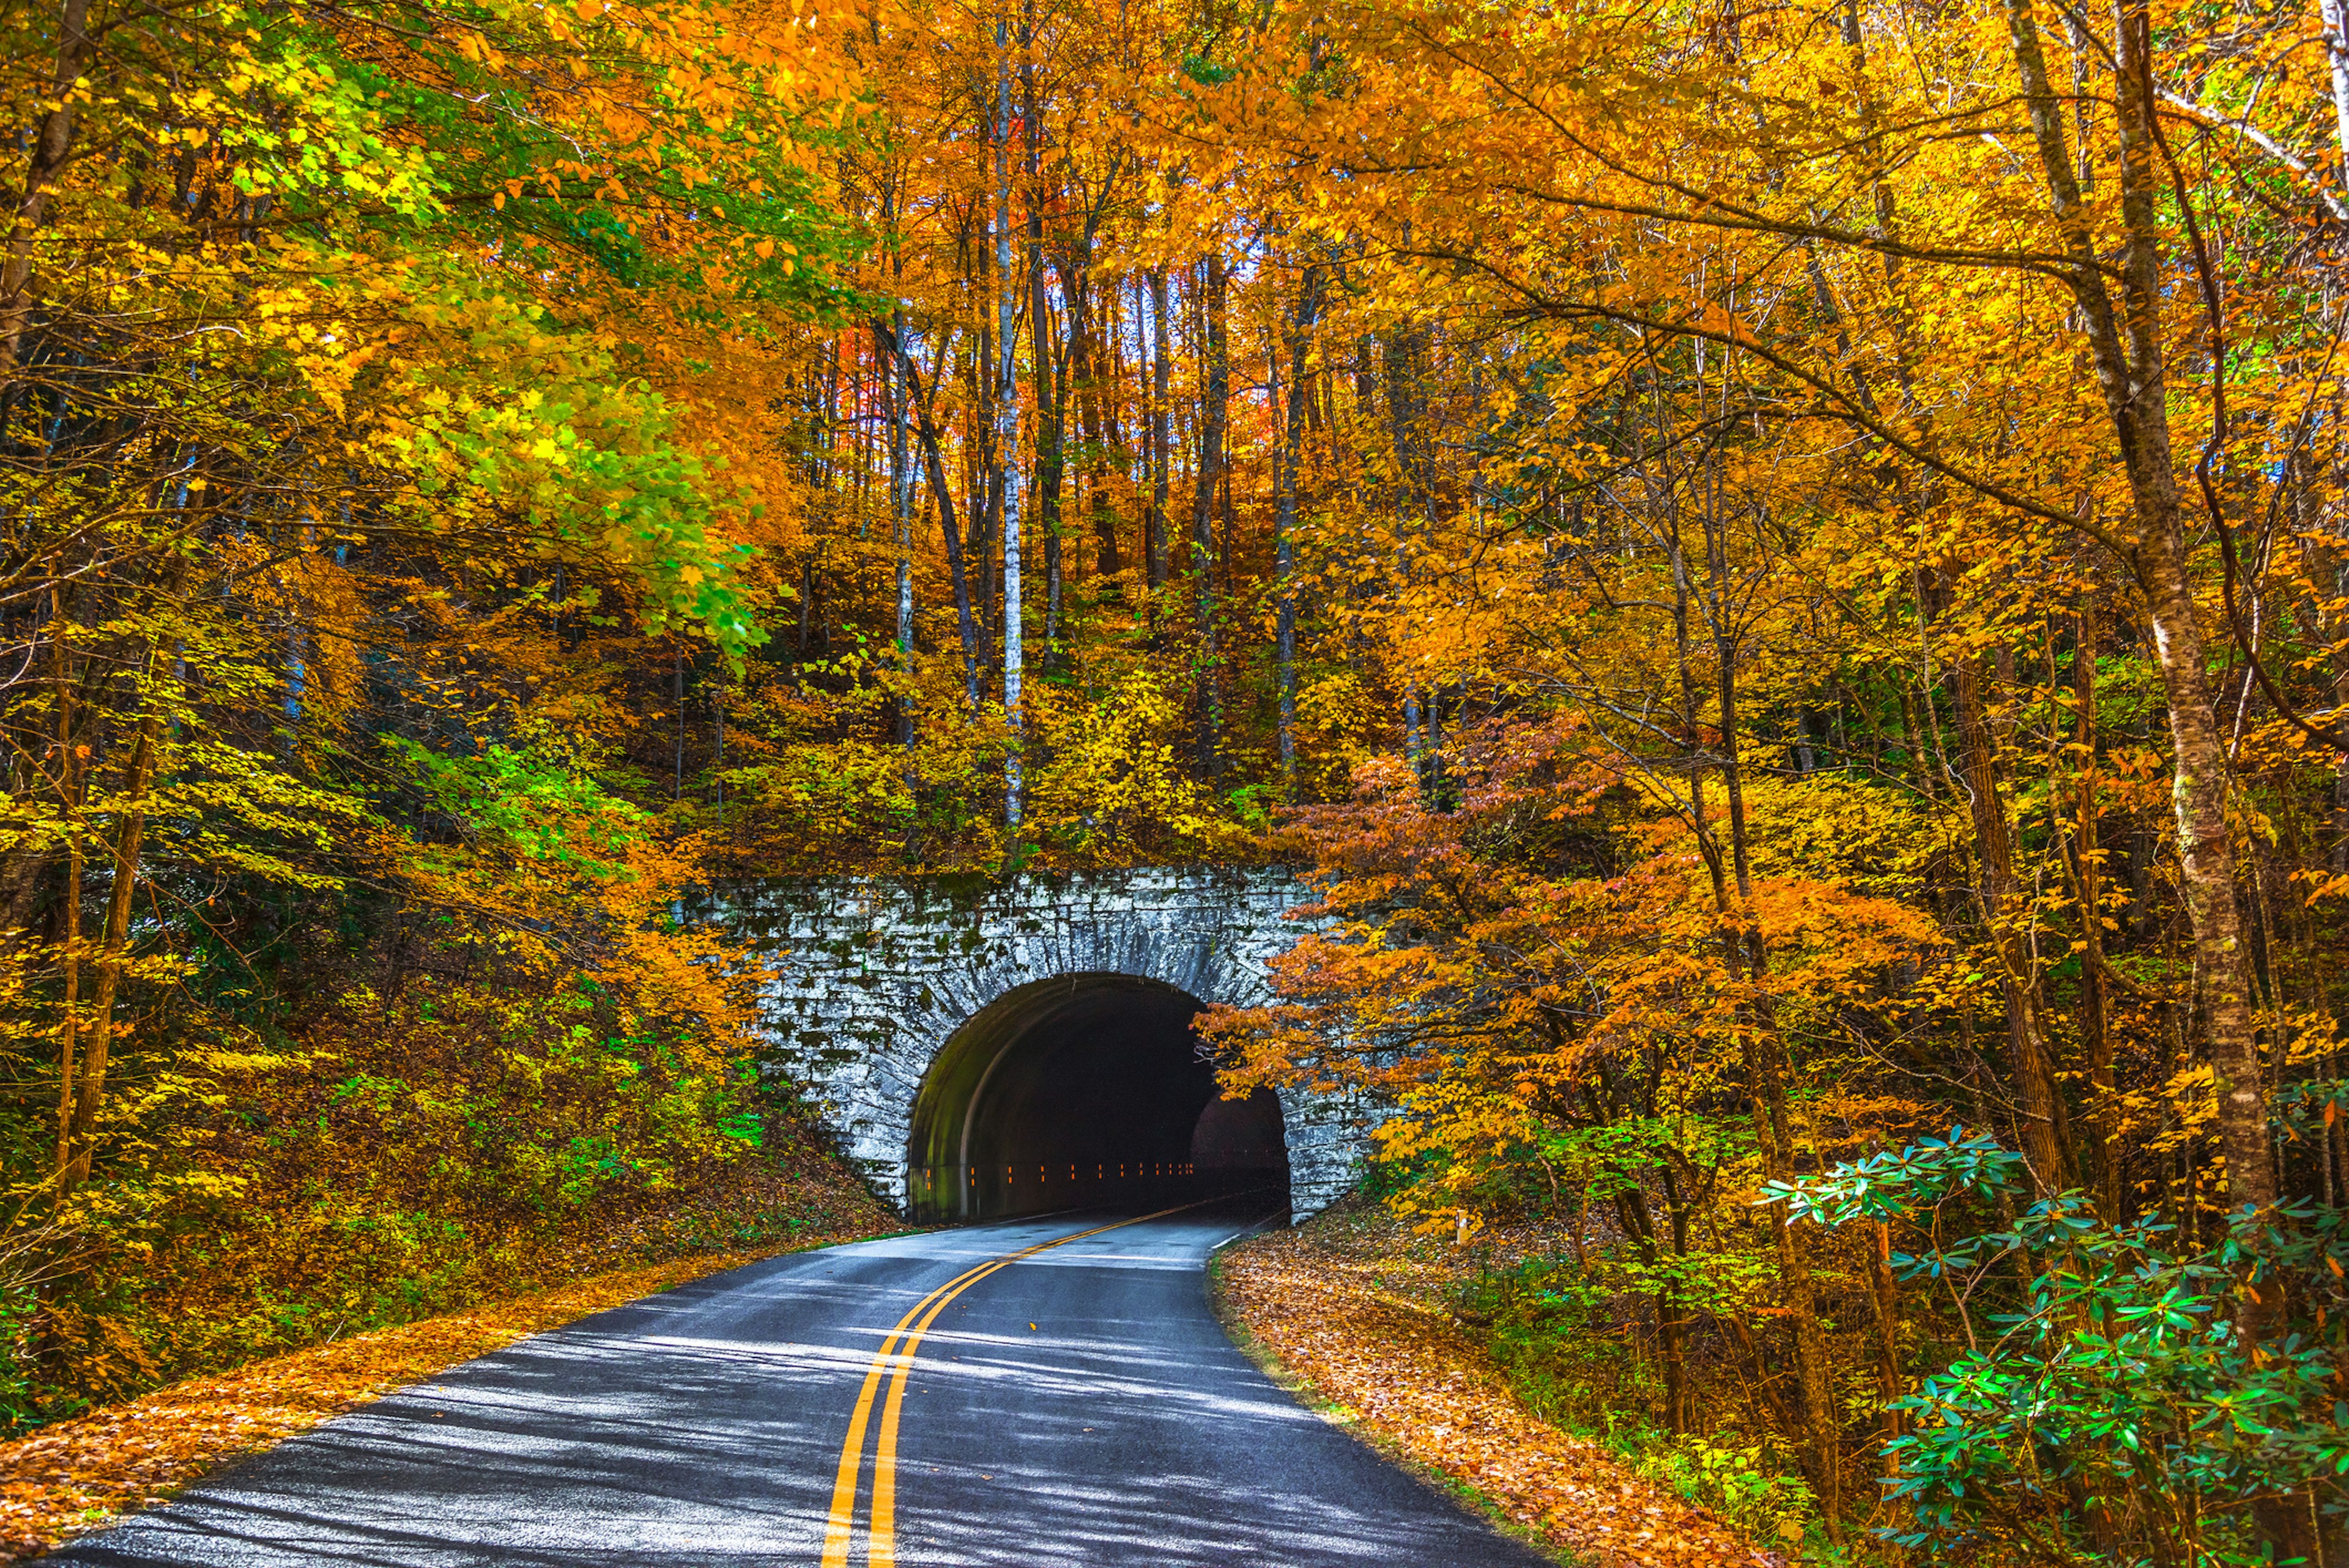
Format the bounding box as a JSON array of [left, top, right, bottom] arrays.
[[50, 1204, 1552, 1566]]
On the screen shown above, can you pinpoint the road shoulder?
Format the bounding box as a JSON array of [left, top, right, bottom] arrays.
[[0, 1223, 903, 1562], [1209, 1200, 1770, 1568]]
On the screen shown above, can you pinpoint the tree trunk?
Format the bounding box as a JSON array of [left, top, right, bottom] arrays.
[[2318, 0, 2349, 193], [1656, 1168, 1695, 1437], [1384, 329, 1441, 792], [0, 0, 94, 374], [884, 322, 979, 704], [1752, 1033, 1844, 1531], [1868, 1217, 1903, 1441], [1023, 44, 1061, 662], [2073, 598, 2117, 1214], [970, 316, 997, 693], [1275, 267, 1322, 787], [1148, 269, 1171, 612], [995, 10, 1025, 829], [2016, 0, 2320, 1534], [1068, 267, 1121, 580], [50, 589, 80, 1193], [2005, 0, 2273, 1214], [1954, 646, 2076, 1194], [880, 314, 916, 743], [1192, 254, 1228, 776], [2139, 521, 2273, 1210], [62, 708, 160, 1189], [1696, 493, 1843, 1530]]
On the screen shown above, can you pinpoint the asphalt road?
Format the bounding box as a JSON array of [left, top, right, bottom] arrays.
[[49, 1203, 1553, 1567]]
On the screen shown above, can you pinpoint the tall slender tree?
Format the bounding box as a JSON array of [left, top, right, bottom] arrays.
[[995, 2, 1025, 828]]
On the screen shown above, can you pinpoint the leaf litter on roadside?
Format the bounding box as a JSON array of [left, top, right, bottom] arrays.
[[0, 1221, 886, 1562], [1220, 1207, 1784, 1568]]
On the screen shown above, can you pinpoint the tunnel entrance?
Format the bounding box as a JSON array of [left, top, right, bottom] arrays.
[[904, 973, 1291, 1223]]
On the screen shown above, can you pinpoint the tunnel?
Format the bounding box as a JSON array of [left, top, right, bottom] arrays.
[[904, 973, 1291, 1223]]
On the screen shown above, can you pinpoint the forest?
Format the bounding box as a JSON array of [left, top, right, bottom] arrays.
[[2, 0, 2347, 1558]]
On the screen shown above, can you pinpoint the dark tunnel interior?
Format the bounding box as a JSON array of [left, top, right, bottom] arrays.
[[905, 975, 1291, 1223]]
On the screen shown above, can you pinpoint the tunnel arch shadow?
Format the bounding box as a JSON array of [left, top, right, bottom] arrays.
[[904, 973, 1291, 1223]]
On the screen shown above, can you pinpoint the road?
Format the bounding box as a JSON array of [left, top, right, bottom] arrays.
[[50, 1203, 1554, 1566]]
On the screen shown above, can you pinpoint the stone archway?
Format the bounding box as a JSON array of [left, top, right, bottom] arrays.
[[902, 973, 1288, 1222], [714, 869, 1362, 1217]]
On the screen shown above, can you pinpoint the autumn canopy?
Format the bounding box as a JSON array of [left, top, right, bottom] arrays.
[[1, 0, 2347, 1556]]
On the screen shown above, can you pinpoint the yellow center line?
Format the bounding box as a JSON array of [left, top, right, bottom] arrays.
[[822, 1201, 1221, 1568], [817, 1255, 999, 1568]]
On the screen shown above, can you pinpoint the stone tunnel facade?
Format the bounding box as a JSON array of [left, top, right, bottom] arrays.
[[715, 869, 1367, 1218]]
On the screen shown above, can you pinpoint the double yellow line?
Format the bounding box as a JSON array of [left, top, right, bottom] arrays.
[[817, 1204, 1201, 1568]]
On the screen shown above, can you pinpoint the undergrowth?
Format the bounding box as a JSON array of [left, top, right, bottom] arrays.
[[1452, 1254, 1819, 1550]]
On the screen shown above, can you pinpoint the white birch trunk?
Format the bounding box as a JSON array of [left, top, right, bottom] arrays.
[[994, 13, 1025, 828]]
